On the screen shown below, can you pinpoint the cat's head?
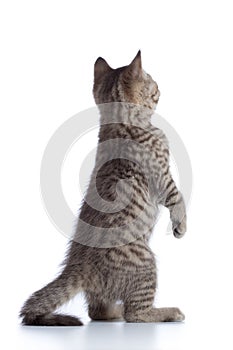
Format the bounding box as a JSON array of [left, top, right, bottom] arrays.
[[93, 51, 160, 110]]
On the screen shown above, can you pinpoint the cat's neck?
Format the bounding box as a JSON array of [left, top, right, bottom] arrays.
[[98, 102, 153, 129]]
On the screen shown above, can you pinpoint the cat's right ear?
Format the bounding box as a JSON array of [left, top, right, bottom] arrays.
[[124, 50, 142, 79], [94, 57, 112, 80]]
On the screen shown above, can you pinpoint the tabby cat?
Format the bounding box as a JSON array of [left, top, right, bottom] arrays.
[[20, 51, 186, 326]]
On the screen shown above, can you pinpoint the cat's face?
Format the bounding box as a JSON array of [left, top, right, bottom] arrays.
[[93, 51, 160, 110]]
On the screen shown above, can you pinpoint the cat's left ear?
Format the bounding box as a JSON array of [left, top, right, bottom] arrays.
[[94, 57, 112, 81], [125, 50, 142, 79]]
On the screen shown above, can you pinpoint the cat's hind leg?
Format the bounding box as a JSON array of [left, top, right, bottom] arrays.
[[123, 270, 184, 323], [87, 298, 123, 321]]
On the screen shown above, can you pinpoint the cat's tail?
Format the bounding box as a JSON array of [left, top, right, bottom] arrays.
[[19, 268, 83, 326]]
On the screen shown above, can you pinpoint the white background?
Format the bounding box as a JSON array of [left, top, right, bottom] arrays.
[[1, 0, 233, 349]]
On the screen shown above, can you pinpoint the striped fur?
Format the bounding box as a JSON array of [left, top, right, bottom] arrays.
[[20, 51, 186, 325]]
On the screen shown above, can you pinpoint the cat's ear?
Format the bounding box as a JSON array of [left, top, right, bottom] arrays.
[[94, 57, 112, 80], [125, 50, 142, 79]]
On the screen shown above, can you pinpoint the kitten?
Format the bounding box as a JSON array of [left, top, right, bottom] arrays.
[[20, 51, 186, 326]]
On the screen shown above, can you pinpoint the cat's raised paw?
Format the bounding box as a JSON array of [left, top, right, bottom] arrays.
[[173, 220, 186, 238]]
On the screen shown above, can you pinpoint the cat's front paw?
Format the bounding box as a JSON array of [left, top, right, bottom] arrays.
[[173, 218, 186, 238]]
